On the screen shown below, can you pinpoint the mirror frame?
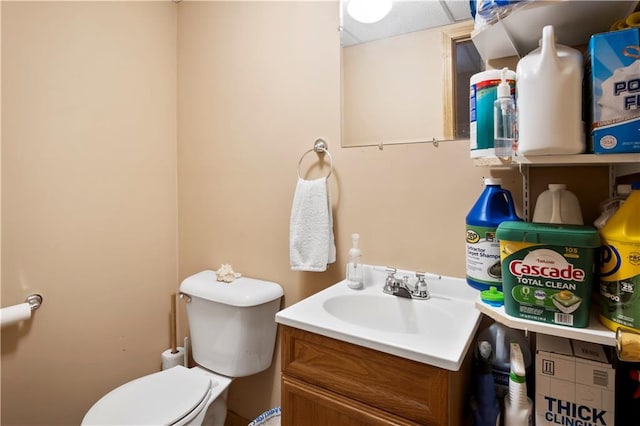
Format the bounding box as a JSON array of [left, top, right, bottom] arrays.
[[442, 20, 475, 141]]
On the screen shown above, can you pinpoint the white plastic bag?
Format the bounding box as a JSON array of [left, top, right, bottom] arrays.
[[473, 0, 529, 31], [248, 406, 281, 426]]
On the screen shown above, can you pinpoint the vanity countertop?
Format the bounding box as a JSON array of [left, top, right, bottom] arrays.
[[275, 266, 482, 371]]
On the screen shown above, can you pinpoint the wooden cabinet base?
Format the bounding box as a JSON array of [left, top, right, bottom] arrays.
[[280, 325, 472, 426]]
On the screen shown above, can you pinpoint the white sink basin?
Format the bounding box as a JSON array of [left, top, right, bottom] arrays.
[[276, 265, 482, 371], [323, 293, 457, 335]]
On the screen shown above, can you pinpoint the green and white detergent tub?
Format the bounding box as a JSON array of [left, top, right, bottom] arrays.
[[496, 221, 600, 328]]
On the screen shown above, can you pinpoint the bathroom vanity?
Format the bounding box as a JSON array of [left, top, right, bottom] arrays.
[[275, 267, 482, 426], [280, 325, 471, 426]]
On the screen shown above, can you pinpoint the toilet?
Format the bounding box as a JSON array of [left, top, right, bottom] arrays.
[[82, 270, 284, 426]]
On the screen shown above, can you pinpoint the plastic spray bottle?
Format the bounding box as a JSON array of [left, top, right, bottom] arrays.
[[504, 342, 533, 426], [493, 67, 517, 158], [346, 233, 364, 289]]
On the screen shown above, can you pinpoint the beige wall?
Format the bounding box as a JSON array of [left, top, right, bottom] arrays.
[[342, 28, 446, 145], [177, 1, 521, 421], [3, 1, 523, 424], [1, 2, 178, 424]]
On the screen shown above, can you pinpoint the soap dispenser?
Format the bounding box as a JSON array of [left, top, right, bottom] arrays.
[[346, 233, 364, 289], [493, 67, 517, 157]]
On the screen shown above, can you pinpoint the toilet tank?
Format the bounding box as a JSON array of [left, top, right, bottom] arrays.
[[179, 271, 284, 377]]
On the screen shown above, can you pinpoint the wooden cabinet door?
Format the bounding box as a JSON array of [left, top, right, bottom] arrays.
[[280, 326, 473, 426], [282, 376, 421, 426], [281, 326, 451, 425]]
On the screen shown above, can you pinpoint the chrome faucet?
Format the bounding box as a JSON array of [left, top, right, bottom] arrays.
[[382, 268, 431, 300]]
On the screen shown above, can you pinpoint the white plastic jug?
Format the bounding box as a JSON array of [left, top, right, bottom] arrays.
[[533, 184, 583, 225], [516, 25, 585, 155]]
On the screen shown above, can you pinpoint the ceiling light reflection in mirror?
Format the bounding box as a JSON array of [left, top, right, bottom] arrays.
[[341, 0, 471, 47], [347, 0, 392, 24]]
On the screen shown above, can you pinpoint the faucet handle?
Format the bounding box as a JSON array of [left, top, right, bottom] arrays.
[[412, 272, 430, 300], [382, 267, 398, 294]]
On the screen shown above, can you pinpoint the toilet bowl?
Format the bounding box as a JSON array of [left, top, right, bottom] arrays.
[[82, 366, 231, 426], [82, 271, 284, 426]]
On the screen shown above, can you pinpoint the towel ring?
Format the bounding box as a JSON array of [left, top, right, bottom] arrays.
[[297, 138, 333, 179]]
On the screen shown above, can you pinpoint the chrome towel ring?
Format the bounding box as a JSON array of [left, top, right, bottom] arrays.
[[297, 138, 333, 180]]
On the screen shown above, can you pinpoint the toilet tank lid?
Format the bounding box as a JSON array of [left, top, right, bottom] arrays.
[[179, 270, 284, 307]]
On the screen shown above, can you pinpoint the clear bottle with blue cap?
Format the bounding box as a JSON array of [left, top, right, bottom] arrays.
[[493, 67, 517, 157]]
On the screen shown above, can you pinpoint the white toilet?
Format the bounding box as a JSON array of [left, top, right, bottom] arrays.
[[82, 270, 284, 426]]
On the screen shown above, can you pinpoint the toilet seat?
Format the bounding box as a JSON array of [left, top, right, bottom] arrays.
[[82, 366, 213, 425]]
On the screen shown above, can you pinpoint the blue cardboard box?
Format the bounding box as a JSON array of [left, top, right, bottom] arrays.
[[587, 28, 640, 154]]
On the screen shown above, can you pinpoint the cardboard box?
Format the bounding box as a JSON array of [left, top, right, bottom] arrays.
[[587, 28, 640, 154], [536, 334, 615, 426]]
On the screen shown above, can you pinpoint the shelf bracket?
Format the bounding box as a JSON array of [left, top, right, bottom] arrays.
[[519, 163, 530, 221], [609, 164, 616, 198]]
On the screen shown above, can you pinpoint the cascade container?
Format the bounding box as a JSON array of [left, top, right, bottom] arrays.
[[497, 221, 600, 328]]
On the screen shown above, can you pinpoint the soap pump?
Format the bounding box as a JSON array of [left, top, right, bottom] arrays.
[[493, 67, 517, 158], [346, 233, 364, 289]]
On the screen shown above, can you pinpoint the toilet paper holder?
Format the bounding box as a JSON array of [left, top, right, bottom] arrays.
[[0, 293, 44, 328], [25, 294, 43, 311], [1, 294, 43, 312]]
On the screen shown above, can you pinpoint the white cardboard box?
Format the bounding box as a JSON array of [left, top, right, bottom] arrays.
[[536, 334, 615, 426]]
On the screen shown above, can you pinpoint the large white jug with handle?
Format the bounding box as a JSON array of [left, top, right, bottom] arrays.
[[516, 25, 585, 155], [533, 183, 583, 225]]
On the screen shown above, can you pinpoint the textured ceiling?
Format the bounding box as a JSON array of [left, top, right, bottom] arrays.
[[341, 0, 473, 46]]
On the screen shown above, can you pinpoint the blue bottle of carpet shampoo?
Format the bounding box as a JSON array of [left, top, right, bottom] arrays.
[[466, 178, 520, 291]]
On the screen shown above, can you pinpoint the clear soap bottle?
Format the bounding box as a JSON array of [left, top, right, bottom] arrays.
[[494, 67, 517, 157], [346, 233, 364, 289]]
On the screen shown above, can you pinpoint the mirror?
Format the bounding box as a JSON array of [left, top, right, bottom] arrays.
[[340, 1, 483, 147]]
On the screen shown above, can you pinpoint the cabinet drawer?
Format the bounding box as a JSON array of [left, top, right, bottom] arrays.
[[282, 376, 420, 426], [281, 325, 452, 425]]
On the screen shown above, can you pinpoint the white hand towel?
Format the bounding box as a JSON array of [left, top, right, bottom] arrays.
[[289, 177, 336, 272]]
